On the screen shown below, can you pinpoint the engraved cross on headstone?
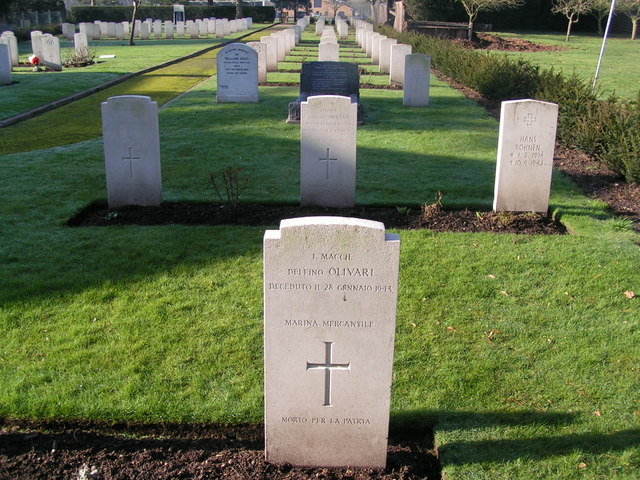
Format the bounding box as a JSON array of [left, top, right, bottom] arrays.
[[524, 113, 536, 126], [306, 341, 350, 406], [122, 146, 141, 178], [318, 148, 338, 180]]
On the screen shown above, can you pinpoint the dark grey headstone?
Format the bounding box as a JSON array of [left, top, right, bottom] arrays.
[[287, 62, 363, 124]]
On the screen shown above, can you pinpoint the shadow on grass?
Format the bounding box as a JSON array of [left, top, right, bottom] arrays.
[[393, 409, 640, 464]]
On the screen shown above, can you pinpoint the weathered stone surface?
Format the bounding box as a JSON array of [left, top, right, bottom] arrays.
[[318, 42, 339, 62], [247, 41, 267, 83], [300, 95, 357, 208], [379, 38, 397, 74], [264, 216, 400, 468], [389, 43, 412, 85], [101, 95, 162, 208], [493, 99, 559, 213], [403, 53, 430, 107], [216, 43, 259, 103]]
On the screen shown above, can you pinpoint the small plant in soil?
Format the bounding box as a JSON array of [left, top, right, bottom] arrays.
[[62, 48, 96, 68], [420, 191, 444, 220], [209, 166, 247, 208]]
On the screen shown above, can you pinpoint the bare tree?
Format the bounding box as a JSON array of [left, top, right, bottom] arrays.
[[458, 0, 524, 41], [552, 0, 593, 41], [618, 0, 640, 39], [236, 0, 244, 19], [590, 0, 611, 35]]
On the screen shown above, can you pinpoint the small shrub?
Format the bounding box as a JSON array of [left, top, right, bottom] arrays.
[[209, 166, 248, 208], [62, 48, 96, 68]]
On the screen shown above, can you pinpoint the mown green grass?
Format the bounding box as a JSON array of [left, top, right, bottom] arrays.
[[1, 25, 273, 122], [492, 31, 640, 99], [1, 27, 639, 480], [0, 26, 277, 155]]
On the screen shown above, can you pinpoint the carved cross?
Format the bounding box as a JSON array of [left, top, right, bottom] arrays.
[[318, 148, 338, 180], [122, 146, 141, 178], [306, 341, 350, 406], [523, 113, 536, 126]]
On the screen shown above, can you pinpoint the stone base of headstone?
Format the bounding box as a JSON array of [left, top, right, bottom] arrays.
[[287, 96, 364, 125]]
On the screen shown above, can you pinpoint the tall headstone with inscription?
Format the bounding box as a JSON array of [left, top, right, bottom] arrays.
[[264, 216, 401, 468], [42, 35, 62, 71], [216, 43, 259, 103], [74, 32, 89, 56], [300, 95, 357, 208], [403, 53, 430, 107], [261, 36, 278, 71], [101, 95, 162, 208], [493, 99, 559, 212], [287, 62, 362, 124]]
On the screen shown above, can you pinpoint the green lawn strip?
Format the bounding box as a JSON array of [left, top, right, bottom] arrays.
[[0, 27, 278, 156], [1, 64, 639, 478], [490, 31, 640, 99], [2, 25, 274, 122]]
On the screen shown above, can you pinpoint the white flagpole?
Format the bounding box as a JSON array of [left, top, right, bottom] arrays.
[[593, 0, 617, 91]]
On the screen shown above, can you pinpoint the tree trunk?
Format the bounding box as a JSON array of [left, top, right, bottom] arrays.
[[468, 19, 474, 42], [633, 17, 638, 40], [129, 1, 139, 46], [597, 14, 604, 36], [565, 16, 573, 41], [236, 0, 243, 19]]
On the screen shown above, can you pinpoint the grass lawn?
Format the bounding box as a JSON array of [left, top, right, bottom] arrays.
[[492, 31, 640, 99], [1, 27, 639, 480], [1, 24, 274, 122]]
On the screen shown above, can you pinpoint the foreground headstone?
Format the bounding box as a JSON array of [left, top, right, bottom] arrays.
[[216, 43, 259, 103], [0, 43, 11, 85], [264, 216, 401, 468], [287, 62, 362, 124], [101, 95, 162, 207], [493, 99, 559, 213], [403, 54, 430, 107], [300, 95, 357, 207]]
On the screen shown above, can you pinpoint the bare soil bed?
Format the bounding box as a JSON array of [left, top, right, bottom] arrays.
[[455, 33, 566, 52], [0, 419, 440, 480], [68, 201, 566, 235]]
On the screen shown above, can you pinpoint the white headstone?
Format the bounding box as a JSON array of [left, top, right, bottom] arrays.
[[176, 21, 185, 37], [199, 20, 208, 36], [101, 95, 162, 208], [122, 21, 130, 37], [188, 21, 199, 39], [301, 96, 357, 208], [364, 30, 374, 57], [0, 34, 18, 67], [165, 21, 174, 39], [370, 33, 383, 64], [208, 18, 216, 34], [493, 99, 559, 213], [247, 41, 267, 83], [318, 42, 339, 62], [216, 43, 259, 103], [229, 19, 238, 34], [74, 32, 89, 56], [115, 23, 125, 41], [0, 43, 11, 85], [99, 21, 108, 38], [389, 44, 412, 85], [30, 31, 44, 58], [140, 22, 150, 40], [215, 19, 225, 38], [42, 35, 62, 71], [271, 34, 286, 62], [223, 19, 232, 36], [379, 38, 397, 74], [403, 54, 430, 107], [261, 36, 278, 71], [263, 216, 400, 468], [153, 20, 162, 38], [62, 23, 75, 40], [107, 22, 116, 39]]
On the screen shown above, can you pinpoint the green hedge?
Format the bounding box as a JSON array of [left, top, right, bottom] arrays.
[[378, 26, 640, 183], [69, 6, 276, 24]]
